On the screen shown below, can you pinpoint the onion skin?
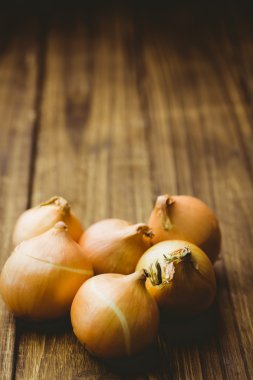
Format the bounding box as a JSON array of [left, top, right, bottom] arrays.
[[148, 195, 221, 263], [136, 240, 216, 318], [79, 219, 153, 275], [0, 222, 93, 321], [71, 270, 159, 358], [13, 196, 83, 246]]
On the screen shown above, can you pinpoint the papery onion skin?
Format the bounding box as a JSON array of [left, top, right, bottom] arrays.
[[71, 270, 159, 358], [13, 196, 83, 246], [136, 240, 216, 318], [148, 194, 221, 263], [79, 219, 153, 275], [0, 222, 93, 321]]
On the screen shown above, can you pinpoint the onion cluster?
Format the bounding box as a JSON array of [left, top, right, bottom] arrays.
[[0, 193, 221, 359]]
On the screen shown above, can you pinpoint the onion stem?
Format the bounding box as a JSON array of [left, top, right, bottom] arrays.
[[146, 247, 197, 286]]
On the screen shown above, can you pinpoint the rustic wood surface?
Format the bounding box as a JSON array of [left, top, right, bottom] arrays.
[[0, 2, 253, 379]]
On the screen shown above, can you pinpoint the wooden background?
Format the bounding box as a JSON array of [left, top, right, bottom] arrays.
[[0, 2, 253, 379]]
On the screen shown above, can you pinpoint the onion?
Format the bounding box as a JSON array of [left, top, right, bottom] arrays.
[[13, 196, 83, 246], [148, 194, 221, 262], [79, 219, 153, 275], [0, 222, 93, 320], [71, 270, 159, 358], [136, 240, 216, 318]]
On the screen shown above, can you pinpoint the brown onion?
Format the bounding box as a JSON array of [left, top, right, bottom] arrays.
[[148, 194, 221, 262], [79, 219, 153, 275], [13, 196, 83, 246], [0, 222, 93, 320], [71, 270, 159, 358], [136, 240, 216, 318]]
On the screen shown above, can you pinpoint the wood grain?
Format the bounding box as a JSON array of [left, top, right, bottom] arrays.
[[0, 16, 39, 380], [0, 3, 253, 380]]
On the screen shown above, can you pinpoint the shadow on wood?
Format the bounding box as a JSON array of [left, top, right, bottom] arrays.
[[93, 342, 161, 375], [160, 304, 218, 345], [16, 315, 72, 335]]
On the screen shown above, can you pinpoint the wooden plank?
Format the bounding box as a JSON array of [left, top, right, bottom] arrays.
[[14, 15, 104, 380], [0, 16, 39, 380], [206, 31, 253, 379], [138, 21, 205, 380]]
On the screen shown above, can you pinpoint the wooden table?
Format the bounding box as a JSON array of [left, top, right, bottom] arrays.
[[0, 2, 252, 379]]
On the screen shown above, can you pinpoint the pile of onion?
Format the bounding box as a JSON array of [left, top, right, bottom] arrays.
[[0, 192, 222, 359]]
